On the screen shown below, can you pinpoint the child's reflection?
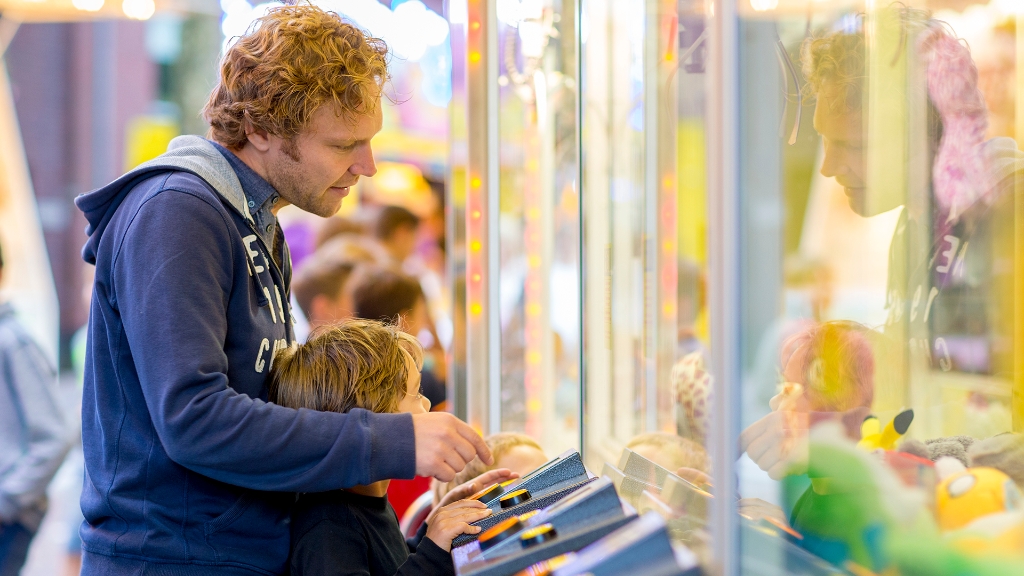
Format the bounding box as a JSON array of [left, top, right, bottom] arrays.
[[742, 321, 876, 480]]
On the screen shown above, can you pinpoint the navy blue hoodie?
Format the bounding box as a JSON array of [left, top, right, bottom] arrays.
[[75, 136, 416, 576]]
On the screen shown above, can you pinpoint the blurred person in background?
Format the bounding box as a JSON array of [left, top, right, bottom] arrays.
[[373, 206, 447, 375], [292, 256, 357, 331], [0, 239, 72, 576], [349, 265, 444, 409], [72, 7, 491, 576], [431, 433, 548, 507], [315, 215, 369, 249], [375, 205, 420, 267]]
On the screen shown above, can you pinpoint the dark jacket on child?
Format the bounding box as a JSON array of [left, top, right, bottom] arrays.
[[289, 490, 454, 576]]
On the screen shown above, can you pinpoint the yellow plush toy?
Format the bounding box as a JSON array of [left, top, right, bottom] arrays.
[[936, 466, 1023, 532], [858, 409, 914, 452]]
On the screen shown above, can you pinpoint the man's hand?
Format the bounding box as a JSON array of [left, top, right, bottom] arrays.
[[412, 412, 493, 481], [423, 500, 492, 552]]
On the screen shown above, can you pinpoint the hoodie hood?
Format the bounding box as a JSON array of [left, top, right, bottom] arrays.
[[76, 136, 254, 264], [984, 136, 1024, 187]]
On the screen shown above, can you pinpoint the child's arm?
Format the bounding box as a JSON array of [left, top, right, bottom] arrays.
[[394, 500, 492, 576], [394, 537, 455, 576]]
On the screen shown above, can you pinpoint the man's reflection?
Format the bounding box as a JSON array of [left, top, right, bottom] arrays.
[[744, 7, 1024, 472], [804, 9, 1023, 372], [739, 8, 1024, 566]]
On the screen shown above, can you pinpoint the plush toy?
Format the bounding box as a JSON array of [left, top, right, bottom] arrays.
[[927, 436, 975, 467], [786, 422, 927, 571], [969, 433, 1024, 488], [858, 409, 914, 452], [935, 460, 1023, 532]]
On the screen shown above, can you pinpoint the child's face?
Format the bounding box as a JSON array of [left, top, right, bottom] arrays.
[[396, 348, 430, 414]]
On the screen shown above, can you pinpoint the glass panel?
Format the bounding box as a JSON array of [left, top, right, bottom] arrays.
[[733, 0, 1024, 573], [580, 0, 713, 562], [494, 0, 583, 455]]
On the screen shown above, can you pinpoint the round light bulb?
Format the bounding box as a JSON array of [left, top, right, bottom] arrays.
[[122, 0, 155, 20]]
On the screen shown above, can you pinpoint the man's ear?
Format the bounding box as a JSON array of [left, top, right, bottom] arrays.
[[245, 124, 274, 153]]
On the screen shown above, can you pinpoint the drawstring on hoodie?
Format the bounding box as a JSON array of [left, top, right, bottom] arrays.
[[245, 220, 273, 308], [245, 221, 294, 345]]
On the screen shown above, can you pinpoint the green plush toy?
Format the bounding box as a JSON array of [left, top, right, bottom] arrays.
[[785, 423, 1024, 575], [787, 424, 911, 571]]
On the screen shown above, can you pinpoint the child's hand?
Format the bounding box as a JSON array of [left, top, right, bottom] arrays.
[[437, 468, 519, 509], [424, 500, 492, 551]]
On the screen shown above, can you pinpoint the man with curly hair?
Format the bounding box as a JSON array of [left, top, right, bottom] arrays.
[[802, 10, 1023, 347], [74, 6, 491, 575]]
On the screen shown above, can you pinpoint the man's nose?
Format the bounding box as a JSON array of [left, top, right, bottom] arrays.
[[350, 144, 377, 177], [819, 143, 844, 178]]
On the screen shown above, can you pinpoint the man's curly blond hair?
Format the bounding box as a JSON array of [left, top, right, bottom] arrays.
[[203, 4, 390, 150], [801, 6, 933, 111], [801, 31, 866, 111]]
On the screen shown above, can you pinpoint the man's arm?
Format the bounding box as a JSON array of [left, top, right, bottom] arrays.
[[113, 189, 414, 491], [0, 340, 71, 524], [111, 189, 490, 490]]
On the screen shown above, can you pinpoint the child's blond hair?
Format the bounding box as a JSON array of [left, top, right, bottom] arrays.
[[268, 319, 423, 414], [431, 432, 545, 504], [625, 432, 710, 474]]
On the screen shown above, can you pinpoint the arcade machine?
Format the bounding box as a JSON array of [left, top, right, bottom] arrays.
[[451, 447, 854, 576], [450, 449, 701, 576]]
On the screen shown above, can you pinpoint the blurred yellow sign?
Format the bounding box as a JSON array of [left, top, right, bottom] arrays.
[[124, 115, 178, 171]]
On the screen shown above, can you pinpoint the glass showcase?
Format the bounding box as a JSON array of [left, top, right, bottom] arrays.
[[447, 0, 1024, 573]]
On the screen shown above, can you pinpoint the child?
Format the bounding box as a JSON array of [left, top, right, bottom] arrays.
[[269, 320, 493, 576]]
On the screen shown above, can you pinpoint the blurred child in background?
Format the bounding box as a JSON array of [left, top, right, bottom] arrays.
[[432, 433, 549, 507]]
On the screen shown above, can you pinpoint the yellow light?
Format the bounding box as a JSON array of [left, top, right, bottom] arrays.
[[472, 210, 481, 219], [528, 255, 541, 268], [471, 177, 482, 188], [663, 303, 675, 317], [527, 352, 542, 365], [527, 303, 541, 316], [469, 51, 481, 63], [665, 52, 674, 62], [470, 21, 480, 30], [470, 240, 482, 252], [472, 273, 481, 282], [471, 303, 483, 315], [663, 241, 674, 252]]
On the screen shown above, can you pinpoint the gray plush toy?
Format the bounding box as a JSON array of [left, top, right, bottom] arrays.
[[968, 433, 1024, 488], [896, 436, 975, 467]]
